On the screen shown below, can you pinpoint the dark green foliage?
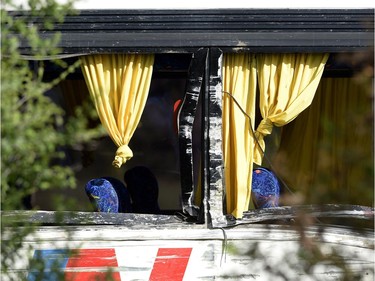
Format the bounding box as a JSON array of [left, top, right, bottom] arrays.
[[1, 0, 104, 211]]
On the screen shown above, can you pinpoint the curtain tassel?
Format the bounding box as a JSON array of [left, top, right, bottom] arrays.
[[112, 145, 133, 168]]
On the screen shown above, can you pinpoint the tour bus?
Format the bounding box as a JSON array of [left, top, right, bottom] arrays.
[[2, 1, 374, 280]]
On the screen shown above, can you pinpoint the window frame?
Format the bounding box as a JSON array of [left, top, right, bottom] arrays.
[[9, 8, 374, 228]]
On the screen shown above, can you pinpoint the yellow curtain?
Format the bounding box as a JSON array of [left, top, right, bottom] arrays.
[[80, 54, 154, 168], [254, 53, 329, 165], [222, 53, 257, 218], [277, 77, 373, 205]]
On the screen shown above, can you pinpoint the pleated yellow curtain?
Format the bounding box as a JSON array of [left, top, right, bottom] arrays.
[[222, 53, 257, 218], [278, 77, 373, 205], [254, 53, 329, 165], [80, 54, 154, 168]]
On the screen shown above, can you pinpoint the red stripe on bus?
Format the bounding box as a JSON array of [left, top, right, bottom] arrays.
[[65, 249, 120, 281], [149, 248, 192, 281]]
